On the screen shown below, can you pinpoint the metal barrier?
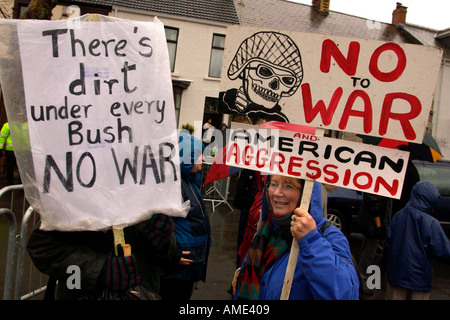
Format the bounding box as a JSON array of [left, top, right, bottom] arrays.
[[0, 185, 47, 300], [201, 158, 234, 212]]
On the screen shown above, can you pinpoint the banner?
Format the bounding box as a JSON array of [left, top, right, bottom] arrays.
[[219, 26, 443, 143], [0, 16, 185, 231], [226, 123, 409, 199]]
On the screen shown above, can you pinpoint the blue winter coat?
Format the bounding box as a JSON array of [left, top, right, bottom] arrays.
[[236, 181, 360, 300], [384, 181, 450, 291], [159, 133, 211, 282]]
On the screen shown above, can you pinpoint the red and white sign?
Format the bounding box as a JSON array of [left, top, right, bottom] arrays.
[[220, 26, 443, 143], [226, 123, 409, 199]]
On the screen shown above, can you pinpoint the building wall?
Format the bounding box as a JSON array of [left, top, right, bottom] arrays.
[[433, 59, 450, 160], [111, 8, 228, 140]]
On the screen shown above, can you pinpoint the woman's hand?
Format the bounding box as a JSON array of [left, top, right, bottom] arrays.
[[290, 207, 316, 241], [178, 251, 193, 266]]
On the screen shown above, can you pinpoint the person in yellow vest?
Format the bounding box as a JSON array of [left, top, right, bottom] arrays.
[[0, 122, 18, 185]]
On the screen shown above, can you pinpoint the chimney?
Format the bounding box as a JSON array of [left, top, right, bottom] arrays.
[[392, 2, 407, 24], [312, 0, 330, 16]]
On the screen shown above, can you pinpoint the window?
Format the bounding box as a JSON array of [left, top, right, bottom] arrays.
[[204, 97, 219, 112], [165, 27, 179, 72], [208, 34, 225, 78], [417, 164, 450, 197], [174, 91, 181, 126]]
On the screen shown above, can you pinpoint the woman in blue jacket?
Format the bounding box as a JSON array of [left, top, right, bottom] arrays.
[[384, 181, 450, 300], [235, 175, 359, 300], [158, 133, 212, 300]]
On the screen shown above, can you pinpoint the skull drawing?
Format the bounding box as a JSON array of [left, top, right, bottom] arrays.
[[227, 32, 303, 112], [243, 61, 298, 109]]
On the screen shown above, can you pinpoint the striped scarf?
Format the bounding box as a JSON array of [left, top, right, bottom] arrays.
[[236, 211, 292, 300]]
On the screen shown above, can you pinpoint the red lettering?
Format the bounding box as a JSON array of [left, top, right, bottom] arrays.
[[379, 92, 421, 140], [343, 169, 351, 186], [369, 43, 406, 82], [305, 160, 321, 179], [243, 146, 254, 166], [374, 177, 399, 196], [338, 90, 373, 133], [226, 143, 240, 164], [353, 172, 372, 190], [320, 39, 360, 76], [269, 152, 285, 172], [256, 149, 268, 168], [287, 157, 303, 177], [323, 164, 339, 184], [301, 83, 343, 125]]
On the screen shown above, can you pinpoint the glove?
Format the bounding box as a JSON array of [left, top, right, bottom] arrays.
[[142, 213, 175, 250], [102, 253, 141, 291]]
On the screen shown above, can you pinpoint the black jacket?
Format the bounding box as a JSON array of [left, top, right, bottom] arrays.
[[27, 220, 178, 299]]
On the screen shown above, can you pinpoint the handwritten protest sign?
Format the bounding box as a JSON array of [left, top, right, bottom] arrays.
[[218, 24, 442, 301], [226, 123, 409, 199], [219, 26, 443, 143], [0, 16, 185, 231]]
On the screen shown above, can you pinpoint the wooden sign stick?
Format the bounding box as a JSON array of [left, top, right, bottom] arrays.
[[113, 225, 131, 257], [85, 14, 131, 258], [280, 180, 313, 300], [280, 128, 324, 300]]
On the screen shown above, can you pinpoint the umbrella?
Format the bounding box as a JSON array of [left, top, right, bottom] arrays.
[[357, 131, 443, 162], [203, 121, 315, 185]]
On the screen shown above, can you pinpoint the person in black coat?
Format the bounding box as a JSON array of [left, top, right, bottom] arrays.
[[233, 169, 259, 268], [392, 145, 420, 216], [27, 214, 178, 300]]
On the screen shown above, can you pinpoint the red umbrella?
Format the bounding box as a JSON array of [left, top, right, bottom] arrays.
[[203, 121, 315, 185]]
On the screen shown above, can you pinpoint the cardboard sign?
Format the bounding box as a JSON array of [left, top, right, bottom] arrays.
[[219, 26, 443, 143], [9, 17, 184, 231], [226, 123, 409, 199]]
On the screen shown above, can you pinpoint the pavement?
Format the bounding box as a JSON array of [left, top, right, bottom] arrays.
[[191, 200, 238, 300]]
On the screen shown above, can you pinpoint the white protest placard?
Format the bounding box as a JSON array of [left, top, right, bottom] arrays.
[[219, 26, 443, 143], [9, 16, 184, 231], [226, 123, 409, 199]]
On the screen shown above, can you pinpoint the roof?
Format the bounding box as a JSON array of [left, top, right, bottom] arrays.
[[399, 23, 450, 59], [233, 0, 410, 43], [68, 0, 450, 57], [69, 0, 240, 25]]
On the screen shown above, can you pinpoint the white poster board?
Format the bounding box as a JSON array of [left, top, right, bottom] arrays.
[[219, 26, 443, 143], [0, 16, 185, 231], [226, 123, 409, 199]]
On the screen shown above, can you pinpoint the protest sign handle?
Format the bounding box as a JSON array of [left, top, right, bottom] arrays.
[[280, 181, 313, 300], [112, 225, 131, 257], [82, 13, 131, 257], [280, 128, 324, 300]]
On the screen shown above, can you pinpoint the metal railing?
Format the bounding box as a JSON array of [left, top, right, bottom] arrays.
[[0, 185, 47, 300]]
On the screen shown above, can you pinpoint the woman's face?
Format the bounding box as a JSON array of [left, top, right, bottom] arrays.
[[268, 176, 301, 217], [191, 155, 204, 174]]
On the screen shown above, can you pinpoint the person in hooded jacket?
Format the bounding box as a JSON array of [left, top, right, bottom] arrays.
[[26, 213, 178, 300], [234, 174, 359, 300], [158, 133, 212, 300], [384, 181, 450, 300]]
